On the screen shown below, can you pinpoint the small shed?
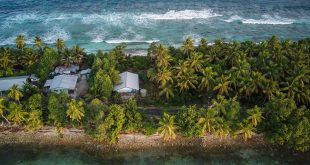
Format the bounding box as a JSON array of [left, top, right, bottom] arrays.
[[114, 71, 139, 93]]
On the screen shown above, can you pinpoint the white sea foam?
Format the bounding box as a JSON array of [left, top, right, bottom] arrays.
[[183, 33, 203, 46], [139, 9, 222, 20], [91, 36, 104, 43], [0, 36, 16, 46], [105, 39, 159, 44], [0, 32, 31, 46], [224, 15, 243, 23], [42, 26, 70, 44], [81, 13, 126, 27], [224, 15, 294, 25], [6, 13, 39, 22]]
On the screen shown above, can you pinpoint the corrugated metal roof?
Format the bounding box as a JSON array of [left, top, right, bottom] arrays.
[[49, 75, 78, 90], [0, 76, 29, 91], [114, 71, 139, 92]]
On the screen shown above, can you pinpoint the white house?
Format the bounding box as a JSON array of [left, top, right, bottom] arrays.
[[114, 71, 139, 93], [44, 75, 78, 93], [0, 75, 39, 93]]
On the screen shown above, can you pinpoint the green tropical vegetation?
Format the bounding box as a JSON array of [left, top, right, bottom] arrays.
[[0, 35, 309, 152]]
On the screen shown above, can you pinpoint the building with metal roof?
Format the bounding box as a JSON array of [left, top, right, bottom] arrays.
[[114, 71, 139, 93], [44, 75, 78, 92], [0, 75, 39, 92]]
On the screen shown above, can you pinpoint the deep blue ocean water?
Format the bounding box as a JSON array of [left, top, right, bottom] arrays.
[[0, 0, 310, 52]]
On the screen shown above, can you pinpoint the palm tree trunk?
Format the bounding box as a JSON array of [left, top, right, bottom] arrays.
[[1, 114, 10, 125]]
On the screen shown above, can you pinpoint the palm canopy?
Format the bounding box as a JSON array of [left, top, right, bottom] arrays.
[[8, 102, 27, 125], [16, 35, 26, 49], [7, 85, 23, 102], [235, 122, 256, 141], [158, 112, 178, 141], [181, 37, 195, 57], [34, 36, 44, 47], [55, 38, 65, 52], [213, 75, 232, 96], [247, 105, 264, 127], [66, 99, 85, 122]]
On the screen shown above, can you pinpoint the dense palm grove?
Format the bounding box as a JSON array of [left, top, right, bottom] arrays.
[[0, 35, 309, 152]]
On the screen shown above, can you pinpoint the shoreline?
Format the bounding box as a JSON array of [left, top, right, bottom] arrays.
[[0, 126, 268, 154]]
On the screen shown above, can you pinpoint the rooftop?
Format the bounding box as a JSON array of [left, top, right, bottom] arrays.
[[45, 75, 78, 91], [0, 75, 36, 92], [114, 71, 139, 92]]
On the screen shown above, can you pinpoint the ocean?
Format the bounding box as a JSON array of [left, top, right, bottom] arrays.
[[0, 0, 310, 52], [1, 146, 309, 165]]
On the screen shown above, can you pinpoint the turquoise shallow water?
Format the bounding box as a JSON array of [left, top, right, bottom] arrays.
[[0, 146, 309, 165], [0, 0, 310, 52]]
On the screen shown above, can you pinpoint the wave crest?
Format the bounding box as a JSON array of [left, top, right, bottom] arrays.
[[224, 15, 294, 25], [43, 26, 71, 44], [105, 39, 159, 44], [139, 9, 221, 20]]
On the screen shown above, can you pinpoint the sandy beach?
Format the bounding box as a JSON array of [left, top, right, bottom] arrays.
[[0, 126, 267, 154]]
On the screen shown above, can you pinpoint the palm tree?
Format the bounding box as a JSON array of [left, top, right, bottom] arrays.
[[8, 102, 27, 126], [198, 38, 208, 53], [157, 52, 172, 69], [66, 99, 85, 122], [213, 75, 232, 96], [185, 52, 203, 72], [0, 97, 10, 124], [26, 110, 43, 130], [33, 36, 44, 51], [281, 70, 310, 104], [61, 48, 74, 67], [198, 108, 219, 134], [175, 60, 189, 77], [176, 69, 198, 92], [262, 79, 279, 100], [235, 122, 256, 141], [225, 41, 243, 67], [181, 37, 195, 57], [155, 44, 172, 68], [159, 84, 175, 99], [22, 48, 39, 67], [158, 112, 178, 141], [7, 85, 23, 103], [247, 106, 264, 127], [156, 68, 173, 87], [0, 48, 13, 69], [0, 48, 14, 75], [72, 45, 86, 65], [55, 38, 65, 53], [16, 35, 26, 50], [199, 67, 217, 91], [214, 118, 230, 139]]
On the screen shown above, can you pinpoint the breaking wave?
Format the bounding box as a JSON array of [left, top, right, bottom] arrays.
[[224, 15, 294, 25], [42, 26, 71, 44], [105, 39, 159, 44], [139, 9, 222, 20]]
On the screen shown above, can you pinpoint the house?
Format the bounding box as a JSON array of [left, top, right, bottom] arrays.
[[54, 65, 80, 75], [44, 75, 78, 94], [114, 71, 139, 93], [0, 75, 39, 94]]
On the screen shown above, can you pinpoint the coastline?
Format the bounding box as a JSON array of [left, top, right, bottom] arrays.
[[0, 126, 268, 154]]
